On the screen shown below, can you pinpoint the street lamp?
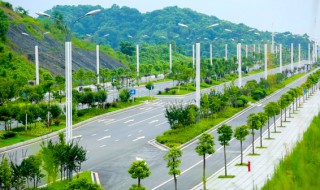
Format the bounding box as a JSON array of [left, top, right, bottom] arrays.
[[37, 9, 101, 143]]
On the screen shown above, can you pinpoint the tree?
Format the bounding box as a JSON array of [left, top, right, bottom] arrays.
[[257, 112, 268, 147], [195, 133, 215, 190], [40, 140, 59, 183], [201, 93, 210, 118], [0, 9, 9, 41], [67, 178, 103, 190], [55, 74, 65, 103], [163, 147, 182, 190], [217, 124, 233, 176], [278, 94, 289, 126], [145, 82, 154, 97], [128, 160, 151, 188], [234, 125, 249, 164], [120, 41, 135, 56], [119, 88, 131, 102], [10, 161, 25, 190], [0, 157, 12, 190], [21, 155, 44, 188], [247, 113, 261, 154]]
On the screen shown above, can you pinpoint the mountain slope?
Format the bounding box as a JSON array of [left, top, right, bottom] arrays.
[[45, 4, 310, 57]]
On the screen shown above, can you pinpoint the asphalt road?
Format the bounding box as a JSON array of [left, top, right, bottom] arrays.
[[0, 61, 314, 190]]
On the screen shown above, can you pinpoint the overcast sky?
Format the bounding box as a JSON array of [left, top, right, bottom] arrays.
[[7, 0, 320, 38]]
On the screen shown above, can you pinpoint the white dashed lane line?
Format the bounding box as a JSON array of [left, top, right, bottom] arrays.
[[97, 136, 111, 141], [132, 136, 145, 142], [124, 119, 134, 124]]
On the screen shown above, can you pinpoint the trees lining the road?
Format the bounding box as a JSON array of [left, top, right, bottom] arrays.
[[163, 147, 182, 190], [128, 160, 151, 189], [234, 125, 250, 165], [195, 133, 215, 190], [217, 124, 233, 177], [257, 112, 268, 147], [247, 113, 261, 154]]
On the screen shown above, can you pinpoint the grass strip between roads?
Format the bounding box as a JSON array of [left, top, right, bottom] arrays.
[[0, 96, 155, 148], [156, 72, 307, 147], [261, 112, 320, 190]]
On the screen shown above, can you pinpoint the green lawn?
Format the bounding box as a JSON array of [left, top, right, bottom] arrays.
[[40, 171, 101, 190], [262, 113, 320, 190], [156, 107, 243, 147]]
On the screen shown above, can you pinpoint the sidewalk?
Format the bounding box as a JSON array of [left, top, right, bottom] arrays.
[[194, 89, 320, 190]]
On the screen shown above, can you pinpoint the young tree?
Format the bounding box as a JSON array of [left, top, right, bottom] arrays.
[[264, 102, 280, 135], [247, 113, 261, 154], [21, 155, 44, 188], [10, 161, 25, 190], [145, 82, 154, 98], [0, 157, 12, 190], [217, 124, 233, 176], [200, 93, 210, 118], [278, 94, 289, 126], [234, 125, 249, 164], [128, 160, 151, 188], [257, 112, 268, 147], [195, 133, 215, 190], [163, 147, 182, 190]]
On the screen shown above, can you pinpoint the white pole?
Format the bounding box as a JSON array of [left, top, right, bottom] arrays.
[[291, 43, 294, 71], [253, 44, 256, 59], [210, 43, 213, 65], [96, 44, 100, 85], [308, 43, 311, 65], [238, 43, 242, 88], [196, 42, 201, 108], [280, 44, 283, 73], [298, 44, 301, 68], [225, 44, 228, 60], [35, 45, 39, 85], [65, 41, 72, 143], [192, 44, 195, 68], [264, 44, 268, 79], [169, 43, 172, 72], [245, 44, 248, 58], [136, 44, 140, 77]]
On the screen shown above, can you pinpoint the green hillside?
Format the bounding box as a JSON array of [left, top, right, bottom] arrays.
[[45, 4, 310, 58]]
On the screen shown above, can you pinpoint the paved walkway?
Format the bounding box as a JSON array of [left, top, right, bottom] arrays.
[[193, 89, 320, 190]]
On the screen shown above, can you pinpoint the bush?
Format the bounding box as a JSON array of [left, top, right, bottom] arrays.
[[2, 131, 16, 139], [158, 90, 162, 95], [129, 184, 147, 190], [165, 88, 171, 93], [54, 119, 60, 126], [251, 88, 266, 100], [119, 88, 131, 102]]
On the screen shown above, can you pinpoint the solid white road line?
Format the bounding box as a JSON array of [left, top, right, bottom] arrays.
[[104, 129, 109, 132], [149, 120, 159, 124], [99, 145, 106, 148], [97, 136, 111, 141], [91, 134, 97, 136], [128, 113, 163, 126]]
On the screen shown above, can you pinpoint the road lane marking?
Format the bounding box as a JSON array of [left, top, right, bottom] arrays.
[[138, 130, 143, 133], [155, 121, 167, 127], [128, 113, 163, 126], [97, 136, 111, 141], [99, 145, 106, 148], [124, 119, 135, 123], [104, 119, 115, 123], [104, 129, 109, 132], [256, 103, 262, 107], [132, 136, 145, 142], [91, 134, 97, 136], [115, 139, 119, 142], [128, 134, 132, 137], [149, 120, 159, 124]]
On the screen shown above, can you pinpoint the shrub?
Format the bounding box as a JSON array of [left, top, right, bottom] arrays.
[[171, 90, 176, 95], [158, 90, 162, 95], [129, 184, 147, 190], [2, 131, 16, 139], [119, 88, 131, 102], [251, 88, 266, 100], [54, 119, 60, 126], [165, 88, 171, 93]]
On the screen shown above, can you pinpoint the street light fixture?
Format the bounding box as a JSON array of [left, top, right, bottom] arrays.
[[37, 9, 101, 143]]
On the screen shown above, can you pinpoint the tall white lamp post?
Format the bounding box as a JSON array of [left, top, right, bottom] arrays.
[[22, 32, 39, 85], [37, 9, 101, 143], [291, 43, 294, 72], [237, 43, 242, 87], [264, 44, 268, 79], [279, 44, 283, 73]]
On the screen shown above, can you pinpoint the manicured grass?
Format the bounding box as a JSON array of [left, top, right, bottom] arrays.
[[0, 97, 153, 148], [40, 171, 98, 190], [218, 175, 235, 178], [262, 113, 320, 190], [235, 163, 248, 166], [156, 107, 243, 147], [248, 153, 260, 156]]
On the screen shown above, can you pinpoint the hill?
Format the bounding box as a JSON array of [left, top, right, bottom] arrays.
[[45, 4, 310, 57]]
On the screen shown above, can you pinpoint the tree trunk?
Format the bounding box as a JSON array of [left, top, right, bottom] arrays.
[[280, 109, 283, 126], [240, 140, 243, 164], [267, 118, 270, 138], [203, 154, 206, 190], [284, 108, 287, 121], [252, 129, 255, 154], [260, 127, 263, 147], [138, 178, 141, 187], [224, 145, 227, 176], [174, 174, 177, 190], [273, 116, 276, 132]]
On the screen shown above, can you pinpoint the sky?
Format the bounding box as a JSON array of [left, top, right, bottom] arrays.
[[6, 0, 320, 39]]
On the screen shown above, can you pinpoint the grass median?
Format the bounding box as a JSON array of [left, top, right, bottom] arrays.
[[156, 72, 307, 147]]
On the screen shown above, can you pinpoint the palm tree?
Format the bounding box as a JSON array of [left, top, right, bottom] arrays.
[[195, 133, 215, 190]]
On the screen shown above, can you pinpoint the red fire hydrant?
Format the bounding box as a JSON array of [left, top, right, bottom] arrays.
[[248, 161, 251, 172]]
